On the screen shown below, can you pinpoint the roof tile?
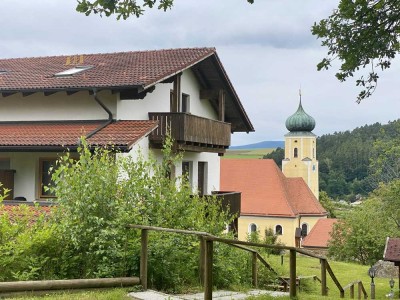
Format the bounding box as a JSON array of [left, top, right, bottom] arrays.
[[220, 159, 326, 217], [0, 120, 158, 150], [302, 218, 337, 248], [0, 48, 215, 91]]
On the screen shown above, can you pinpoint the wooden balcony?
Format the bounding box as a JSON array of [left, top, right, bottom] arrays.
[[148, 113, 231, 153]]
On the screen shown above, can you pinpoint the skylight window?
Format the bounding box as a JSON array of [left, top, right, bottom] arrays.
[[0, 70, 8, 75], [54, 65, 93, 77]]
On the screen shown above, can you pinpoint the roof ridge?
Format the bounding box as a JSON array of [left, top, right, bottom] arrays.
[[0, 47, 216, 61]]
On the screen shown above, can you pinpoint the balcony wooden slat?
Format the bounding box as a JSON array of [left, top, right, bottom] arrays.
[[149, 113, 231, 152]]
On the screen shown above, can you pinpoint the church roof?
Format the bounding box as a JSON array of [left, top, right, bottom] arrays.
[[285, 100, 315, 132], [220, 159, 326, 217], [302, 218, 337, 248]]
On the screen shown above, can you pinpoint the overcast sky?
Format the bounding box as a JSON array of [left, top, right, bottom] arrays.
[[2, 0, 400, 146]]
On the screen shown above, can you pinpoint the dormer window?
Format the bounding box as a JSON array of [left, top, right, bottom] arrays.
[[54, 65, 93, 77]]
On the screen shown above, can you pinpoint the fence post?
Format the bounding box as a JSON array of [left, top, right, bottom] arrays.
[[321, 259, 328, 296], [199, 236, 205, 286], [252, 252, 258, 288], [289, 249, 296, 299], [140, 229, 148, 290], [350, 284, 354, 299], [358, 282, 362, 300], [204, 239, 213, 300]]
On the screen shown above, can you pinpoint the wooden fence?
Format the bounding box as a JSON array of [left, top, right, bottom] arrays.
[[127, 224, 368, 300]]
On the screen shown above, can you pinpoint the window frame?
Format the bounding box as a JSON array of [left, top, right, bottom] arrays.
[[275, 224, 283, 235], [301, 223, 309, 237], [249, 223, 258, 233], [38, 158, 57, 199]]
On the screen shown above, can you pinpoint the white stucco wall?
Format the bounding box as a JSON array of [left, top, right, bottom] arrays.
[[0, 90, 116, 121], [0, 152, 62, 201], [116, 69, 218, 120]]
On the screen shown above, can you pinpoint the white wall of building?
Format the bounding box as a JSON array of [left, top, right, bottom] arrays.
[[0, 90, 116, 121], [116, 70, 218, 121]]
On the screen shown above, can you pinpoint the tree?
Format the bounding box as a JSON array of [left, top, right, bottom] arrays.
[[312, 1, 400, 102], [319, 191, 336, 218], [328, 179, 400, 265], [263, 147, 284, 168], [370, 179, 400, 230], [76, 0, 254, 20], [328, 198, 395, 265]]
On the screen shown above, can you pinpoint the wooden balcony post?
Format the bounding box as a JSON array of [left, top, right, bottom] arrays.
[[252, 251, 258, 288], [218, 89, 225, 122], [171, 74, 181, 113], [140, 229, 148, 290], [321, 259, 328, 296], [204, 239, 213, 300], [289, 249, 296, 298]]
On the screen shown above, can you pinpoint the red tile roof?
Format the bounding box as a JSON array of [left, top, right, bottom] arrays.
[[0, 202, 53, 222], [0, 120, 157, 151], [0, 48, 215, 91], [220, 159, 326, 217], [384, 237, 400, 262], [302, 218, 338, 248]]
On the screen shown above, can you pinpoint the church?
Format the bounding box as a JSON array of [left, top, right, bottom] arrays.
[[220, 98, 327, 247]]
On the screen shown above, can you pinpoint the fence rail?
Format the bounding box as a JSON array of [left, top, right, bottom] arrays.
[[127, 224, 368, 300]]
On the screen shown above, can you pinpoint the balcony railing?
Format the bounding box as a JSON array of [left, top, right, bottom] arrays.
[[149, 113, 231, 153]]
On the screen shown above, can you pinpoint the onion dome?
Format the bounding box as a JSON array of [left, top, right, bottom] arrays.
[[285, 100, 315, 132]]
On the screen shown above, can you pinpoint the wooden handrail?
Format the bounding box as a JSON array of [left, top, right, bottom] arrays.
[[342, 280, 368, 299], [127, 224, 367, 300]]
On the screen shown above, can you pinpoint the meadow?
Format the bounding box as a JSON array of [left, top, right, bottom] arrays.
[[224, 148, 274, 159], [7, 254, 395, 299]]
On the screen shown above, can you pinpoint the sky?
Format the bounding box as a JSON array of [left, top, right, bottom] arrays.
[[2, 0, 400, 146]]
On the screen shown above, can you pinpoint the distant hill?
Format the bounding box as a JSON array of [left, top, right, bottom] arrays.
[[230, 141, 284, 150]]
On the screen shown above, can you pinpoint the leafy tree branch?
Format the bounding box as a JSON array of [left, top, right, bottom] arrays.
[[312, 0, 400, 102], [76, 0, 255, 20]]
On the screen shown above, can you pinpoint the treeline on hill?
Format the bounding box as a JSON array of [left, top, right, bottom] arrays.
[[264, 119, 400, 201]]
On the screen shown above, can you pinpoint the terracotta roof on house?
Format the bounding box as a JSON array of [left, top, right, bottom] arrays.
[[384, 237, 400, 262], [220, 159, 326, 217], [0, 48, 254, 133], [302, 218, 338, 248], [0, 48, 215, 91], [0, 120, 158, 151], [0, 201, 54, 222]]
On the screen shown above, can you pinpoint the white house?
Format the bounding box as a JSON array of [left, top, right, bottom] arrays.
[[0, 48, 253, 203]]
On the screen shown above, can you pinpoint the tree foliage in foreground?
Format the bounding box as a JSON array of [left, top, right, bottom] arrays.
[[76, 0, 255, 20], [312, 0, 400, 102], [0, 138, 265, 291]]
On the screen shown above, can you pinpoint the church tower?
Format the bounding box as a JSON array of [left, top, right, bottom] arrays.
[[282, 95, 319, 199]]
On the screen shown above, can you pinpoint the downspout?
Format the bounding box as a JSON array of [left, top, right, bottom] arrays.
[[85, 89, 114, 140]]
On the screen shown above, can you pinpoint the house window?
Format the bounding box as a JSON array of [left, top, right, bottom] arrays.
[[301, 223, 308, 237], [182, 161, 192, 187], [275, 225, 283, 235], [294, 148, 298, 158], [54, 65, 93, 77], [197, 162, 208, 196], [249, 223, 257, 233], [39, 158, 57, 198], [181, 93, 190, 113], [0, 158, 10, 169]]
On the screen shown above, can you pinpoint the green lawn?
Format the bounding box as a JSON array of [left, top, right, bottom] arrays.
[[4, 255, 396, 299], [224, 148, 274, 159], [5, 288, 132, 300], [250, 253, 396, 299]]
